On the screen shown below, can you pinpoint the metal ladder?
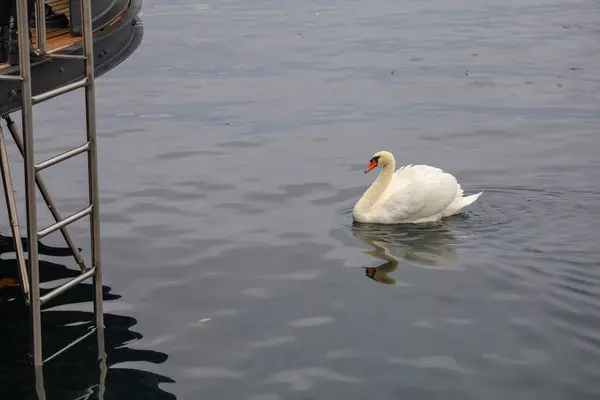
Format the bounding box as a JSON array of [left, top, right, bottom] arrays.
[[0, 0, 105, 366]]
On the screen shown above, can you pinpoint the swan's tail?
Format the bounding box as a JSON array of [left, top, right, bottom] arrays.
[[442, 191, 483, 217], [460, 191, 483, 208]]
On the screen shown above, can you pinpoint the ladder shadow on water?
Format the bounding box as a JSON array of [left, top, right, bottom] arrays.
[[0, 233, 176, 399]]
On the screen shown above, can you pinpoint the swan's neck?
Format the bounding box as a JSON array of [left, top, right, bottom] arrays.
[[355, 161, 395, 214]]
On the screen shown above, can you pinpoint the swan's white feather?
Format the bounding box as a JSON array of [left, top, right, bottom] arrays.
[[376, 165, 459, 223]]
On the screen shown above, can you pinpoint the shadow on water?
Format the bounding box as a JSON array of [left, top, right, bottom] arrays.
[[0, 234, 176, 400], [350, 220, 464, 285]]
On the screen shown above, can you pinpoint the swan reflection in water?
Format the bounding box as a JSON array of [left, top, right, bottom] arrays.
[[351, 221, 464, 285]]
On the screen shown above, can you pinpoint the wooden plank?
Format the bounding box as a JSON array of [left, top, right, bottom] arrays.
[[33, 27, 70, 41], [31, 27, 75, 48], [47, 0, 70, 18], [48, 2, 69, 9], [50, 6, 70, 17]]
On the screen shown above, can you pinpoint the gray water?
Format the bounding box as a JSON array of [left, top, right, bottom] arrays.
[[2, 0, 600, 398]]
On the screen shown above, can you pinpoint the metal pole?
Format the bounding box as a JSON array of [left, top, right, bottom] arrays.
[[34, 0, 46, 52], [0, 125, 30, 303], [34, 365, 47, 400], [16, 0, 43, 366], [3, 115, 87, 271], [80, 0, 105, 355], [98, 334, 107, 399]]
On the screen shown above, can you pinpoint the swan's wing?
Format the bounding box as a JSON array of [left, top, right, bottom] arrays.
[[378, 165, 459, 222], [377, 180, 427, 222], [415, 166, 459, 216]]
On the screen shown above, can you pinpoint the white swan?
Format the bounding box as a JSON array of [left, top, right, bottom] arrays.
[[352, 151, 482, 224]]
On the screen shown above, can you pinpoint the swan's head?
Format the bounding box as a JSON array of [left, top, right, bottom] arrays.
[[364, 151, 394, 173]]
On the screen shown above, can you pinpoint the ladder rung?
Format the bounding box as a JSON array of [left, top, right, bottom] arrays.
[[32, 77, 89, 104], [48, 54, 86, 61], [35, 142, 90, 171], [40, 266, 96, 305], [0, 75, 23, 82], [43, 326, 97, 364], [38, 205, 93, 239]]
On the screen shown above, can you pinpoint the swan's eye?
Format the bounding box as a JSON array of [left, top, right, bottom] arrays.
[[370, 156, 380, 163]]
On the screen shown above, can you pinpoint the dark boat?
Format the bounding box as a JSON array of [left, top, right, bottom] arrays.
[[0, 0, 144, 115]]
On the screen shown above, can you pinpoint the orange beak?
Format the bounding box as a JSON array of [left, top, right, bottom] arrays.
[[364, 159, 378, 173], [363, 267, 377, 279]]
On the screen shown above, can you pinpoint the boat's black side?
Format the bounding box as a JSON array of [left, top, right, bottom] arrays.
[[0, 0, 144, 116], [69, 0, 131, 36]]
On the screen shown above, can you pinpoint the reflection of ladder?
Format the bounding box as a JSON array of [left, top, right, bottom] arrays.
[[0, 0, 105, 366]]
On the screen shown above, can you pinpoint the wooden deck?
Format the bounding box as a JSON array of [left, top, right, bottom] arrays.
[[0, 0, 77, 71], [47, 0, 70, 18]]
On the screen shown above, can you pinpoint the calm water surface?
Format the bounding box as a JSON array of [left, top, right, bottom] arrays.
[[1, 0, 600, 398]]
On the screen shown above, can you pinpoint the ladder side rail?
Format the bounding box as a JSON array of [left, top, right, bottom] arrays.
[[80, 0, 106, 352], [0, 125, 30, 303], [16, 0, 42, 366]]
